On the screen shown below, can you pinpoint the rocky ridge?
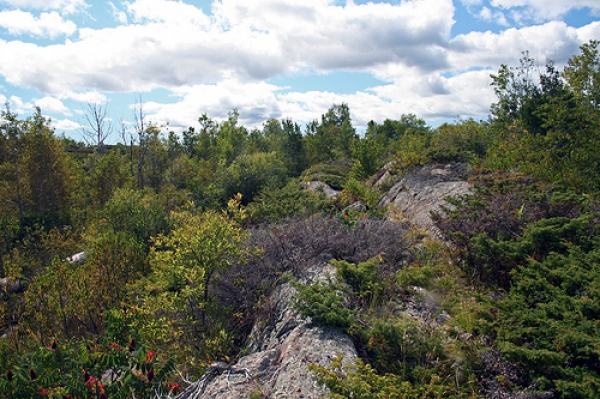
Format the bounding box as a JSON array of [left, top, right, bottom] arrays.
[[176, 163, 471, 399], [176, 263, 357, 399]]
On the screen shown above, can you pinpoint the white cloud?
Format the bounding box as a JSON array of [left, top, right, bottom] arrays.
[[142, 78, 283, 130], [61, 91, 107, 104], [460, 0, 483, 6], [0, 0, 598, 131], [448, 21, 582, 70], [6, 95, 33, 116], [477, 6, 509, 26], [0, 0, 456, 96], [53, 118, 82, 131], [127, 0, 210, 25], [576, 21, 600, 43], [0, 10, 76, 37], [35, 96, 69, 114], [109, 1, 127, 24], [0, 0, 87, 14], [490, 0, 600, 22]]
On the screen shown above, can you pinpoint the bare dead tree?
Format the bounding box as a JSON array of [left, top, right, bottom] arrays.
[[80, 102, 113, 153], [133, 94, 147, 189]]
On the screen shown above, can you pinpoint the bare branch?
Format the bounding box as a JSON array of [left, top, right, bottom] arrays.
[[80, 102, 113, 151]]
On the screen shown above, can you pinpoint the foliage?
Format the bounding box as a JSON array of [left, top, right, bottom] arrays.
[[246, 179, 333, 223], [100, 187, 171, 249], [137, 196, 252, 371], [0, 107, 75, 231], [0, 312, 177, 399], [486, 231, 600, 398], [429, 119, 490, 165], [487, 41, 600, 192], [338, 177, 384, 217], [301, 161, 351, 190], [310, 355, 476, 399], [218, 151, 287, 205], [296, 257, 475, 398], [21, 229, 147, 341], [433, 173, 582, 287], [2, 42, 600, 399]]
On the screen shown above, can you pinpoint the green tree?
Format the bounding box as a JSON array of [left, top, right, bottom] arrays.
[[139, 198, 252, 365], [219, 151, 287, 205], [100, 188, 170, 249], [305, 104, 357, 164], [215, 110, 248, 166]]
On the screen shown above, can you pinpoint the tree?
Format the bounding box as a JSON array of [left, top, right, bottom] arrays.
[[282, 118, 307, 176], [490, 51, 540, 129], [564, 39, 600, 111], [214, 110, 248, 166], [219, 151, 287, 205], [0, 105, 26, 228], [304, 104, 357, 164], [132, 95, 147, 189], [80, 102, 113, 152], [139, 197, 252, 362], [100, 188, 170, 250], [9, 108, 75, 228]]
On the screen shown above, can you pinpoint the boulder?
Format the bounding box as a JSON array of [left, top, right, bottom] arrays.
[[379, 164, 471, 238], [66, 251, 86, 265], [176, 263, 357, 399], [302, 181, 340, 199]]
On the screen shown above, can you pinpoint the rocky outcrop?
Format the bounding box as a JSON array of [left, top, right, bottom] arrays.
[[176, 263, 357, 399], [378, 163, 471, 238], [176, 163, 471, 398]]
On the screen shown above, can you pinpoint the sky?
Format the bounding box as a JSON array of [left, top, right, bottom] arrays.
[[0, 0, 599, 141]]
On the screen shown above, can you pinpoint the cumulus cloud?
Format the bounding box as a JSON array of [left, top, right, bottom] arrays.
[[0, 10, 76, 37], [141, 78, 283, 130], [53, 118, 82, 131], [477, 6, 509, 26], [0, 0, 597, 131], [448, 21, 583, 70], [6, 95, 33, 116], [0, 0, 87, 14], [35, 96, 69, 114], [127, 0, 210, 25], [0, 0, 456, 95]]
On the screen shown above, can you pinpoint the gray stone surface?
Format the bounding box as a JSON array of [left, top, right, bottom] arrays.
[[176, 264, 357, 399], [378, 163, 471, 238], [302, 181, 340, 199]]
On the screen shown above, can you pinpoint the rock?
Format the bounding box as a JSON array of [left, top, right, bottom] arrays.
[[371, 161, 397, 187], [379, 164, 471, 238], [302, 181, 340, 199], [0, 277, 25, 294], [66, 251, 86, 265], [393, 286, 451, 327], [176, 263, 357, 399], [343, 200, 365, 212]]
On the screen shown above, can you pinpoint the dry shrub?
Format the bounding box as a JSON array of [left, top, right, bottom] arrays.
[[212, 215, 411, 346]]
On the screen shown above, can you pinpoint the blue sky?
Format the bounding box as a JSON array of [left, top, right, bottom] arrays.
[[0, 0, 599, 142]]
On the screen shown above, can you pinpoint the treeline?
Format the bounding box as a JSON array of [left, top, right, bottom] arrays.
[[0, 41, 598, 398]]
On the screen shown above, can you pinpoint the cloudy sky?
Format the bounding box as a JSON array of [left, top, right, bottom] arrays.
[[0, 0, 599, 140]]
